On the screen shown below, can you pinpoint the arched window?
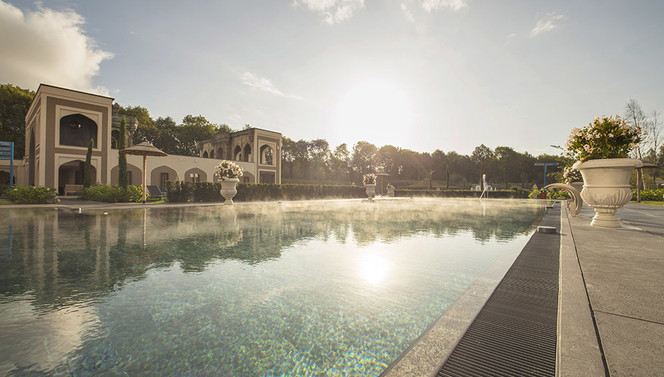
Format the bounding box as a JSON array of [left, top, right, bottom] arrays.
[[60, 114, 97, 147], [216, 148, 223, 159], [111, 130, 120, 149], [209, 149, 214, 159], [234, 145, 242, 161], [203, 151, 209, 158], [243, 144, 252, 162], [260, 145, 273, 165]]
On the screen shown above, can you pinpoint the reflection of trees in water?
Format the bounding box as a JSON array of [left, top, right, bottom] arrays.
[[0, 200, 543, 308]]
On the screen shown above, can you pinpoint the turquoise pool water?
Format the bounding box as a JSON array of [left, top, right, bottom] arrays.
[[0, 199, 544, 376]]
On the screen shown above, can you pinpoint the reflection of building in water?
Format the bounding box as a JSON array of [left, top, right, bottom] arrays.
[[0, 201, 543, 308], [0, 84, 281, 194]]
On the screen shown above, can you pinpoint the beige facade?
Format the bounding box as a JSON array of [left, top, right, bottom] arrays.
[[2, 84, 281, 193]]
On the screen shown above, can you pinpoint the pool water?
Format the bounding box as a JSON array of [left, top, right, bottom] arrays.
[[0, 199, 544, 376]]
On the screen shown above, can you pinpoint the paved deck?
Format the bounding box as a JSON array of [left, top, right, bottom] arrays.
[[559, 202, 664, 377]]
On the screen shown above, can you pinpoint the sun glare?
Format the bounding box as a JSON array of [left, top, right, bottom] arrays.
[[357, 254, 390, 286], [335, 79, 413, 137]]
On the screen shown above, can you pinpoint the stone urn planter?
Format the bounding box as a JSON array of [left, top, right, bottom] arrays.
[[573, 158, 642, 228], [387, 187, 395, 197], [569, 181, 584, 208], [365, 184, 376, 201], [220, 178, 240, 205]]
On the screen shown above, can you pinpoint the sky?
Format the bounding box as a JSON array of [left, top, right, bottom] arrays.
[[1, 0, 663, 156]]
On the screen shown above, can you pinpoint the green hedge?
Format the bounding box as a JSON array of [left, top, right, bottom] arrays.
[[165, 181, 366, 203], [633, 188, 664, 201], [7, 186, 59, 204], [78, 185, 144, 202], [395, 188, 530, 199]]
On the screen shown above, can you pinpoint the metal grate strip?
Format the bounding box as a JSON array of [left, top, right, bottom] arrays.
[[436, 204, 560, 377]]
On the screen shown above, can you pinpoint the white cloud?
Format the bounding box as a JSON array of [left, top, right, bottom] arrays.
[[420, 0, 468, 12], [401, 3, 415, 23], [238, 72, 302, 100], [292, 0, 365, 24], [0, 1, 113, 95], [530, 12, 564, 38]]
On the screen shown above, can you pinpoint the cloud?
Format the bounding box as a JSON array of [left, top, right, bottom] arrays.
[[292, 0, 365, 24], [420, 0, 468, 12], [0, 1, 113, 95], [401, 3, 415, 23], [238, 72, 302, 100], [530, 12, 564, 38]]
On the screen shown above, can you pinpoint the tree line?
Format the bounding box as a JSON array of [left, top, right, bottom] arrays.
[[1, 84, 662, 188]]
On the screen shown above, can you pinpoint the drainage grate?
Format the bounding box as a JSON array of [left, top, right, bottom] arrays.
[[436, 204, 560, 377]]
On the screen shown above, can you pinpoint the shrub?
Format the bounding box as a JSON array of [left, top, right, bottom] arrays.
[[166, 181, 194, 202], [395, 188, 529, 199], [165, 181, 366, 203], [7, 186, 58, 204], [633, 188, 664, 201], [193, 182, 223, 202], [78, 185, 144, 202]]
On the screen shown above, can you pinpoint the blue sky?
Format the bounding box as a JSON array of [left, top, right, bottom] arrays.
[[1, 0, 662, 155]]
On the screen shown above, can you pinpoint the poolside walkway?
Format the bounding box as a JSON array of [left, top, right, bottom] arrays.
[[559, 202, 664, 376]]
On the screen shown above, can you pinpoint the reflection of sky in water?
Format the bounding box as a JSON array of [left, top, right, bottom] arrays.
[[0, 199, 543, 376]]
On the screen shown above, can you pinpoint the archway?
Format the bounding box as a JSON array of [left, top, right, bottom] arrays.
[[243, 144, 252, 162], [110, 163, 142, 186], [233, 145, 242, 161], [0, 171, 16, 185], [58, 160, 96, 194], [150, 165, 179, 189], [184, 168, 207, 182], [260, 145, 273, 165], [209, 149, 214, 159], [216, 147, 223, 159], [203, 151, 209, 158], [59, 114, 97, 147], [111, 130, 120, 149], [28, 130, 35, 185]]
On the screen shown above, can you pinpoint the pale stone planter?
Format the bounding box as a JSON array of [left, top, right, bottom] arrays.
[[365, 184, 376, 200], [220, 178, 239, 205], [573, 158, 642, 228]]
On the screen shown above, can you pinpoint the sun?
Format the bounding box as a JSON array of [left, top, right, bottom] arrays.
[[335, 79, 413, 138]]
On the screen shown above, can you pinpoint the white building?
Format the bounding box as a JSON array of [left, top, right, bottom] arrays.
[[0, 84, 281, 192]]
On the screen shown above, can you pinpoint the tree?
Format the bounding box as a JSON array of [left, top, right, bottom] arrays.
[[0, 84, 35, 159], [119, 116, 128, 187], [471, 144, 494, 189], [645, 111, 662, 162], [177, 115, 218, 156], [351, 141, 377, 175], [330, 143, 351, 182], [152, 117, 180, 154], [624, 99, 647, 159], [84, 138, 94, 188], [120, 105, 155, 145]]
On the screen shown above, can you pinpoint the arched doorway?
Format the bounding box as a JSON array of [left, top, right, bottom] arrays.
[[58, 160, 96, 194]]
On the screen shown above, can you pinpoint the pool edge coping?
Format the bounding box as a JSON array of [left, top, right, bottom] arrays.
[[380, 203, 551, 377]]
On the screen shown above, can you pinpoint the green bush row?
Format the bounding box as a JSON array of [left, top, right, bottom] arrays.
[[165, 181, 366, 203], [395, 186, 531, 199], [78, 185, 144, 202], [6, 186, 59, 204], [632, 188, 664, 201]]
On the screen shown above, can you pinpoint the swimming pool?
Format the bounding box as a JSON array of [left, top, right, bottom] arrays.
[[0, 199, 544, 376]]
